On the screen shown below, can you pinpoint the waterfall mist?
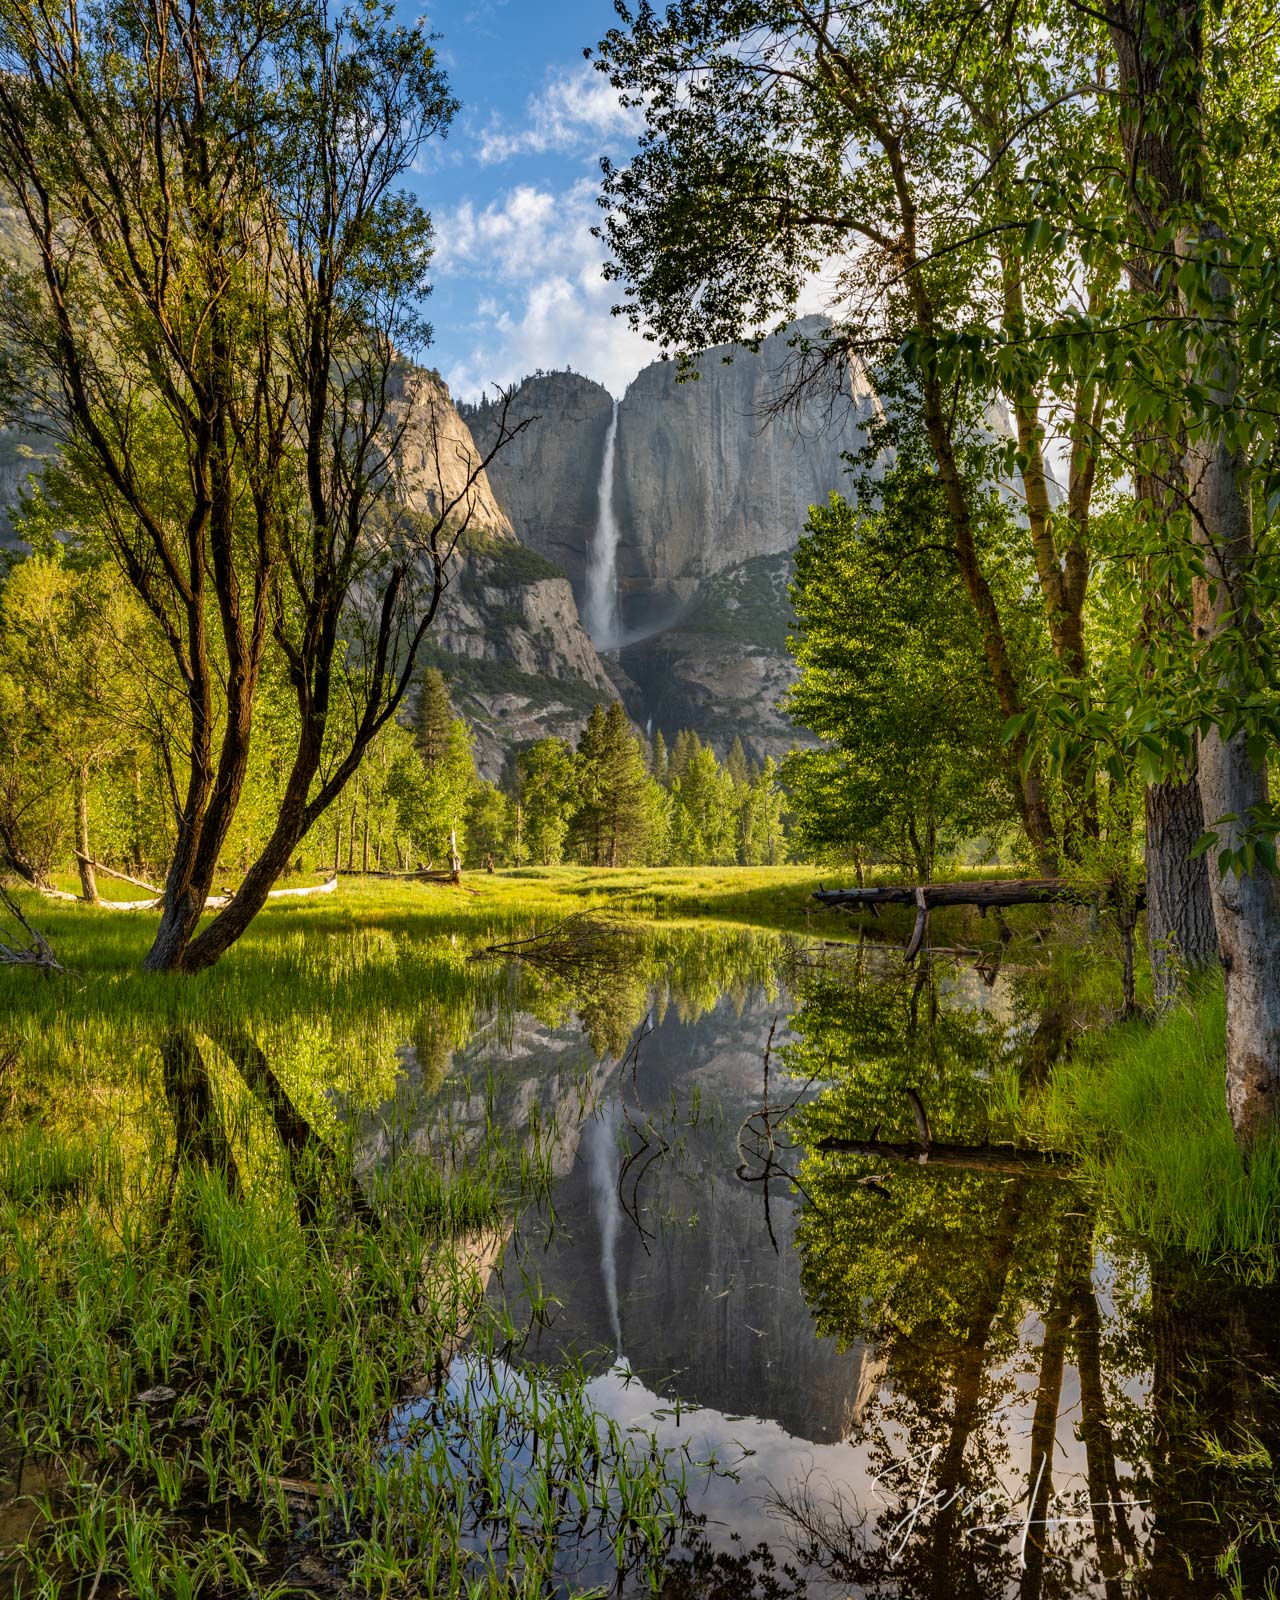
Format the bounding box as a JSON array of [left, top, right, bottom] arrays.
[[585, 1099, 624, 1357], [584, 399, 621, 649]]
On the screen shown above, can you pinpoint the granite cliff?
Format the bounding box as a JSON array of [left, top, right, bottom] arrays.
[[394, 372, 618, 779], [467, 319, 882, 760]]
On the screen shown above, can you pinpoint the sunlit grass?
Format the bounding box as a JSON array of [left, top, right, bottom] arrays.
[[1019, 975, 1280, 1278], [0, 877, 801, 1592]]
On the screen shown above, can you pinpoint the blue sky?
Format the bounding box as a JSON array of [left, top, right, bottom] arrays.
[[410, 1, 656, 403]]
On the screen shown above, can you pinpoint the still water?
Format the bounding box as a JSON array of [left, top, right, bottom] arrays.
[[374, 938, 1280, 1600]]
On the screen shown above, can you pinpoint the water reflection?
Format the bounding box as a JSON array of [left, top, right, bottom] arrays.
[[9, 919, 1277, 1596], [383, 936, 1280, 1598]]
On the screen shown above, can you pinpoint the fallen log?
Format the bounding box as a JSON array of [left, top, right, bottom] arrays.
[[34, 874, 339, 912], [258, 875, 339, 902], [814, 877, 1145, 912]]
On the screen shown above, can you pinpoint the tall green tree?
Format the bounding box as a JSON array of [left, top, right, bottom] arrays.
[[386, 719, 477, 870], [415, 668, 455, 768], [739, 757, 788, 866], [570, 703, 652, 867], [592, 0, 1116, 868], [669, 743, 737, 865], [1091, 0, 1280, 1143], [0, 551, 146, 901], [517, 737, 577, 866], [650, 729, 669, 786], [0, 0, 527, 971], [785, 470, 1019, 878]]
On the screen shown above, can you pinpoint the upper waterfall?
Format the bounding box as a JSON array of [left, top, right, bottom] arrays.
[[583, 397, 621, 649]]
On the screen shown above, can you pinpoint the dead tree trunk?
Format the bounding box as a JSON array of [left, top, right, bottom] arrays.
[[74, 765, 98, 906]]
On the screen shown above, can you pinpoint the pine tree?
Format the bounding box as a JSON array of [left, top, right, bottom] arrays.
[[670, 744, 737, 865], [415, 667, 454, 768], [668, 727, 699, 783], [651, 729, 669, 785], [569, 705, 610, 866], [570, 703, 651, 866], [726, 735, 749, 787], [599, 703, 651, 867], [741, 758, 788, 865]]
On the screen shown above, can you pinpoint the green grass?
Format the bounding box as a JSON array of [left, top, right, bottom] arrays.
[[0, 871, 768, 1593], [1018, 974, 1280, 1278]]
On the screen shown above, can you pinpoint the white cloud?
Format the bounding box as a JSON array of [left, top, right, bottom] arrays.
[[430, 175, 852, 403], [472, 61, 643, 165], [433, 179, 656, 400]]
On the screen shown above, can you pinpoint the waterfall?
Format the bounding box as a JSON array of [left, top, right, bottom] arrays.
[[584, 399, 622, 649], [585, 1100, 623, 1356]]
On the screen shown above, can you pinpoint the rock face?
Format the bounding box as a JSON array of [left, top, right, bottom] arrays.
[[469, 320, 882, 759], [613, 318, 881, 616], [0, 358, 621, 781], [460, 372, 615, 597], [395, 372, 618, 780]]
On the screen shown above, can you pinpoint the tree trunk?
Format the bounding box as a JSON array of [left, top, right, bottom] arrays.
[[1145, 770, 1218, 1001], [74, 765, 98, 906], [0, 821, 47, 889], [130, 762, 145, 871], [1189, 312, 1280, 1151], [1105, 0, 1280, 1146]]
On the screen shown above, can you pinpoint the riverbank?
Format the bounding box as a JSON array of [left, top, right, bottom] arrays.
[[1016, 974, 1280, 1278]]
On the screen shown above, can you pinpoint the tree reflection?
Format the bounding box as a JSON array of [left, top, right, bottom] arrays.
[[782, 953, 1280, 1598]]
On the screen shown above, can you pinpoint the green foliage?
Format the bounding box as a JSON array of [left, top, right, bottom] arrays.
[[675, 554, 794, 651], [1022, 977, 1280, 1277], [415, 667, 456, 768], [386, 720, 478, 867], [569, 704, 653, 868], [669, 743, 738, 866], [517, 738, 578, 866], [457, 527, 566, 585], [784, 470, 1017, 876], [465, 782, 512, 866]]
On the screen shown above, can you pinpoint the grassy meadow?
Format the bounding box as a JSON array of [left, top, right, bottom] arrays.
[[1, 865, 1276, 1593]]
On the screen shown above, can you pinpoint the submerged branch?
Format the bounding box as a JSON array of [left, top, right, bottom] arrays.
[[469, 912, 636, 977], [817, 1135, 1073, 1174]]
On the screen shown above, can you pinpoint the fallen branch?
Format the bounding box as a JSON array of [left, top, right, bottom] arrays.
[[469, 912, 634, 976], [0, 881, 62, 971], [74, 854, 161, 895]]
